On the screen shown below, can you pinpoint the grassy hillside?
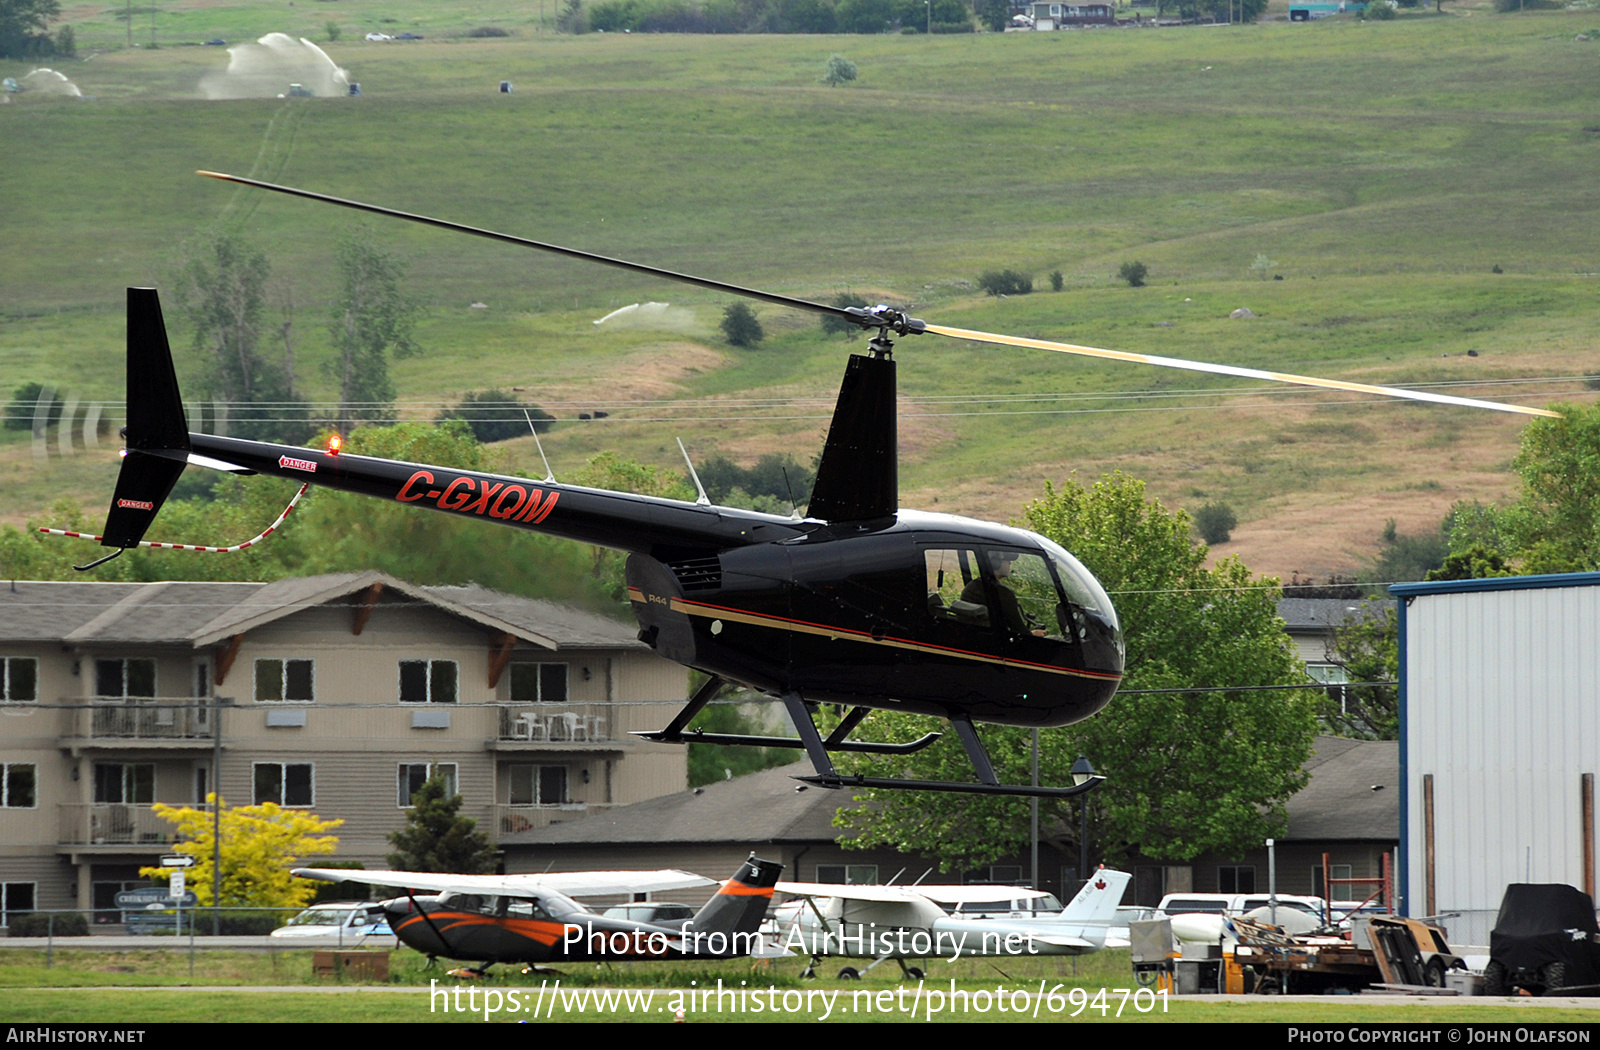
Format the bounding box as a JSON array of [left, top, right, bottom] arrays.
[[3, 7, 1598, 579]]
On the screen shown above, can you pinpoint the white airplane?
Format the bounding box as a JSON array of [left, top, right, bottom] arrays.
[[774, 868, 1133, 980]]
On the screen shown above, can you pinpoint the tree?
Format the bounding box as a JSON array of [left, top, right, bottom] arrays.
[[720, 302, 764, 347], [821, 54, 858, 85], [1319, 603, 1398, 740], [176, 235, 312, 444], [4, 382, 61, 432], [140, 795, 342, 908], [1500, 403, 1600, 573], [821, 291, 869, 336], [330, 227, 420, 434], [387, 774, 496, 872], [1192, 501, 1237, 544], [436, 389, 554, 443], [974, 0, 1010, 30], [687, 697, 791, 786], [977, 269, 1032, 296], [1118, 261, 1148, 288], [835, 473, 1317, 871], [178, 235, 272, 406], [0, 0, 60, 58]]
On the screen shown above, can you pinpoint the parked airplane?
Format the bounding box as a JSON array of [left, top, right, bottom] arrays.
[[774, 868, 1133, 979], [294, 854, 782, 974]]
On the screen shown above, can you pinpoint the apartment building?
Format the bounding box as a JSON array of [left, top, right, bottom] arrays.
[[0, 572, 687, 921]]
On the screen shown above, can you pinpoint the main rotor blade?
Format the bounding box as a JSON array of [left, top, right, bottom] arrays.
[[924, 324, 1560, 418], [196, 170, 854, 322]]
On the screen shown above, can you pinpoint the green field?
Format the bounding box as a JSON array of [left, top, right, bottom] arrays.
[[4, 5, 1599, 578], [1, 948, 1596, 1022]]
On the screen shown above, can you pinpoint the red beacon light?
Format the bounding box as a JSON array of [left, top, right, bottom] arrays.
[[326, 433, 343, 456]]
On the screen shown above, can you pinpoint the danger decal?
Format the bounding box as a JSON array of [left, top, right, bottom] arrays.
[[279, 455, 318, 473], [116, 499, 155, 510], [396, 470, 560, 524]]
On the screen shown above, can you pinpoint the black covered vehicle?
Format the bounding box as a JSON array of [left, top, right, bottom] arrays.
[[1485, 884, 1600, 996]]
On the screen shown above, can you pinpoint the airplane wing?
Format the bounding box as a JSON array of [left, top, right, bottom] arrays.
[[776, 882, 1052, 904], [294, 867, 716, 898]]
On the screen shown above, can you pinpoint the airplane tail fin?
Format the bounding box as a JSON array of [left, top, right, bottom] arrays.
[[100, 288, 191, 549], [1060, 868, 1132, 927], [688, 853, 782, 939]]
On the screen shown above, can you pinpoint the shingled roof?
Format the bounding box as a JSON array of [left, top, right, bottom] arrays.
[[513, 737, 1399, 849], [509, 762, 844, 847], [1287, 735, 1398, 841], [0, 573, 640, 652]]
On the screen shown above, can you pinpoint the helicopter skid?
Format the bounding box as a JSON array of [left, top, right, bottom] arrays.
[[793, 772, 1104, 799], [632, 728, 941, 755]]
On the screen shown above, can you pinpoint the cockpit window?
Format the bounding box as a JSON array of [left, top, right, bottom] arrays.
[[988, 550, 1066, 641], [1034, 537, 1119, 634]]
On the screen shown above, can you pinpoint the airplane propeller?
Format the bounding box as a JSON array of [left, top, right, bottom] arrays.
[[197, 170, 1559, 420]]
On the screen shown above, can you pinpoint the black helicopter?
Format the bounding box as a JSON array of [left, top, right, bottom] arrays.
[[70, 172, 1556, 799]]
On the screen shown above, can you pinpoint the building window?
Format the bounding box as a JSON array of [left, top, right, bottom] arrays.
[[1219, 865, 1256, 894], [507, 764, 567, 805], [508, 662, 568, 703], [399, 660, 457, 704], [1, 764, 37, 808], [1, 658, 37, 703], [254, 763, 314, 807], [95, 658, 155, 698], [254, 659, 315, 702], [398, 762, 458, 807], [816, 864, 878, 885], [1, 883, 35, 926], [93, 763, 152, 805]]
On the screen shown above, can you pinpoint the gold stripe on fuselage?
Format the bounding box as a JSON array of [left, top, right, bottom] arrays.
[[635, 595, 1120, 683]]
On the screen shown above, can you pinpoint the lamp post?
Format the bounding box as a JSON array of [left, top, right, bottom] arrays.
[[1071, 754, 1098, 888]]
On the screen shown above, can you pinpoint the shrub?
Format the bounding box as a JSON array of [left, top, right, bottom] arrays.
[[977, 269, 1032, 297], [5, 382, 61, 431], [720, 302, 764, 347], [213, 910, 285, 935], [467, 26, 511, 36], [1193, 502, 1238, 545], [7, 913, 89, 937], [435, 390, 554, 443], [1118, 261, 1148, 288], [325, 21, 341, 41], [821, 292, 870, 336], [822, 55, 858, 87], [1049, 270, 1064, 292]]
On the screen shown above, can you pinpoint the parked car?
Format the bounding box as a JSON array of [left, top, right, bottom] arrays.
[[270, 901, 393, 943], [1485, 884, 1600, 996]]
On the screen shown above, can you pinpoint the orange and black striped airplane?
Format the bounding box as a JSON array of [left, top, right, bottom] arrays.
[[295, 855, 783, 972]]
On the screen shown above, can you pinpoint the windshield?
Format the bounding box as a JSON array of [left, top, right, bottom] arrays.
[[287, 907, 355, 926], [1034, 536, 1118, 633]]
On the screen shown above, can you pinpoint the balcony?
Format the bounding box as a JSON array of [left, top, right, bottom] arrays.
[[58, 802, 205, 848], [62, 701, 214, 748], [495, 704, 613, 746]]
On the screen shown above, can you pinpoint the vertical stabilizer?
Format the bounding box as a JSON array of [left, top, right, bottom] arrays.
[[101, 289, 191, 548], [1057, 868, 1132, 943], [689, 853, 782, 940]]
